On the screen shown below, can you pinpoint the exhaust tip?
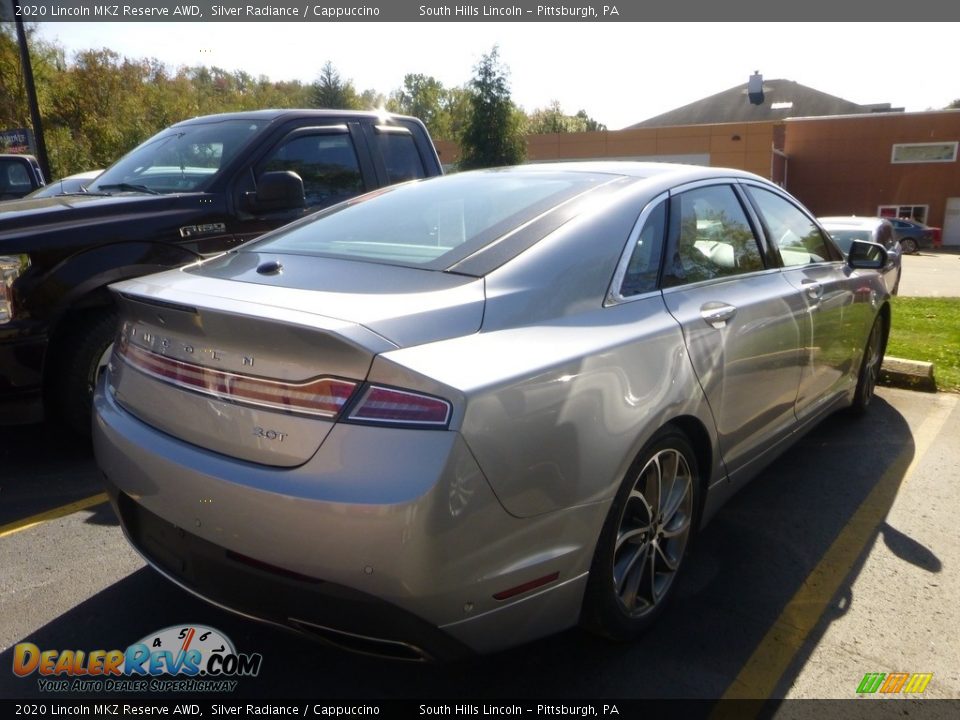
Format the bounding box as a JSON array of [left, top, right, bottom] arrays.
[[288, 618, 432, 662]]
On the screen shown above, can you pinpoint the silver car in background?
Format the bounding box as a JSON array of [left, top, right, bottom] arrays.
[[93, 163, 891, 660], [819, 216, 902, 295]]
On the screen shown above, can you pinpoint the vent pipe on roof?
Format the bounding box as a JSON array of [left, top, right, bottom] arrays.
[[748, 71, 765, 106]]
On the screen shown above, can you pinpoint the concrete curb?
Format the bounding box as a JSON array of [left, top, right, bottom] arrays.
[[880, 355, 937, 393]]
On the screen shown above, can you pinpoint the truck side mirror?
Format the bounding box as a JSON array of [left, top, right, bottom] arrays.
[[245, 171, 306, 212]]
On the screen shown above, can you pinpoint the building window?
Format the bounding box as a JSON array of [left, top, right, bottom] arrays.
[[879, 205, 928, 224], [890, 142, 958, 164]]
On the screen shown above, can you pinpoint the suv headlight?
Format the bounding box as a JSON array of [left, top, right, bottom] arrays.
[[0, 254, 30, 324]]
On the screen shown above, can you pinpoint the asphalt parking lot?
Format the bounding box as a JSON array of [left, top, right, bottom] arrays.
[[1, 386, 958, 713], [897, 249, 960, 297]]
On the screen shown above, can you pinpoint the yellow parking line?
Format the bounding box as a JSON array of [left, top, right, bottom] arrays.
[[0, 493, 110, 539], [720, 394, 957, 702]]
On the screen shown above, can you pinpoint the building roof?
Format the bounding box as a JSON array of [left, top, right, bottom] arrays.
[[629, 78, 902, 128]]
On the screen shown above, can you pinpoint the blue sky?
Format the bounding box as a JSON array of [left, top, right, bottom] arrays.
[[37, 22, 960, 130]]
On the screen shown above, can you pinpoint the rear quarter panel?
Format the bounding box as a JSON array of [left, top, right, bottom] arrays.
[[368, 190, 720, 519]]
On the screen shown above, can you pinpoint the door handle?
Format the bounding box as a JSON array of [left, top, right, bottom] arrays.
[[801, 278, 823, 301], [700, 302, 737, 329]]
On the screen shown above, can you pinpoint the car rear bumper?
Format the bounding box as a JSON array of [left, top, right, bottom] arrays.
[[93, 381, 605, 658], [106, 489, 473, 661]]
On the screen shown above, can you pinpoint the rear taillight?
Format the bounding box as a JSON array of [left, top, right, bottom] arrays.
[[347, 386, 451, 428], [118, 342, 357, 418], [118, 342, 452, 428]]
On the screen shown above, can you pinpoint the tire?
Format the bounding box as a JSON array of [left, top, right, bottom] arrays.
[[581, 426, 700, 640], [53, 309, 119, 435], [900, 237, 918, 255], [850, 314, 887, 415]]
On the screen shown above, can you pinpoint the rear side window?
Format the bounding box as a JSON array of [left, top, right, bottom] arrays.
[[374, 128, 427, 183], [747, 186, 839, 266], [662, 184, 764, 287], [263, 133, 364, 209], [619, 200, 666, 297]]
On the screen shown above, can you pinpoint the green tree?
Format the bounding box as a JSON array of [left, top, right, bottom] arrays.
[[0, 26, 27, 131], [0, 23, 58, 139], [387, 75, 472, 142], [433, 86, 472, 142], [458, 46, 526, 169], [311, 61, 359, 109], [526, 102, 607, 134], [357, 88, 386, 110], [947, 98, 960, 109], [574, 109, 606, 132], [390, 74, 445, 129], [527, 100, 581, 134]]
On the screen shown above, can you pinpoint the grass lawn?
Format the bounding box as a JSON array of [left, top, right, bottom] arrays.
[[887, 297, 960, 392]]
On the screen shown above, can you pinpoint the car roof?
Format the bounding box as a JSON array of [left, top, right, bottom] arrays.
[[170, 108, 423, 127], [819, 216, 890, 228], [465, 161, 771, 189]]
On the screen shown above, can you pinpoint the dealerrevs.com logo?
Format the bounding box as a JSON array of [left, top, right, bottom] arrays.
[[13, 625, 263, 693]]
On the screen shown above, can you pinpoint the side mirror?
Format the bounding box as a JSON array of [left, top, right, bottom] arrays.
[[244, 171, 305, 213], [847, 239, 888, 270]]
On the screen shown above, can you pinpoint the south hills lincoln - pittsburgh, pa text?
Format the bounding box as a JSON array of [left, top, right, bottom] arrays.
[[419, 5, 621, 17]]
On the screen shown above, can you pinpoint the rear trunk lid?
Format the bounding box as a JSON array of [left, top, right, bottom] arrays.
[[107, 254, 483, 466]]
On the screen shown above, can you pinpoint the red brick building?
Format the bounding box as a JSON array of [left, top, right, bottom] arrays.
[[784, 111, 960, 244]]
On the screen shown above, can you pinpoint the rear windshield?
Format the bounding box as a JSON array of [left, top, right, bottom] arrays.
[[246, 170, 614, 268]]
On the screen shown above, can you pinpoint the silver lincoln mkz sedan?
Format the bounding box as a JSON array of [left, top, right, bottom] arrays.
[[93, 163, 890, 660]]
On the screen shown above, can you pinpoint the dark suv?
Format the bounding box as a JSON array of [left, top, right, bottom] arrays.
[[0, 110, 442, 431]]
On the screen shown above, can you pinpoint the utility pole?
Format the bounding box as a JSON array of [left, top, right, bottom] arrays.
[[11, 0, 51, 180]]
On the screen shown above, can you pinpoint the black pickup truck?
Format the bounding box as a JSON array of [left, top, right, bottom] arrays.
[[0, 154, 45, 200], [0, 109, 443, 432]]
